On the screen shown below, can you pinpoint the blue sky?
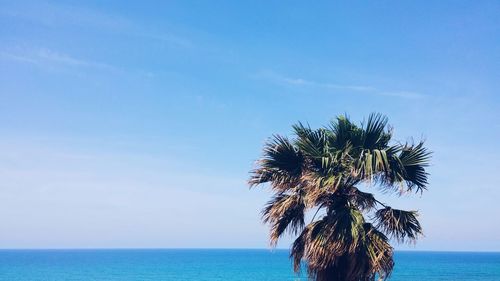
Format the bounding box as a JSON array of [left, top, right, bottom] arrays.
[[0, 0, 499, 251]]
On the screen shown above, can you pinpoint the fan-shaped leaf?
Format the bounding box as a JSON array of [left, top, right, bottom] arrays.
[[375, 207, 422, 243]]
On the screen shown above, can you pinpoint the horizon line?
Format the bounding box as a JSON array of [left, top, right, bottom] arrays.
[[1, 248, 499, 253]]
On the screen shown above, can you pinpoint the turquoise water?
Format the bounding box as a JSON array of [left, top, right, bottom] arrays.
[[1, 249, 499, 280]]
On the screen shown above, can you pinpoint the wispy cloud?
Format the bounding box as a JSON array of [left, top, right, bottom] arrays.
[[0, 1, 127, 29], [259, 71, 425, 99], [379, 91, 425, 99], [280, 76, 376, 92], [0, 1, 192, 48], [0, 48, 116, 71]]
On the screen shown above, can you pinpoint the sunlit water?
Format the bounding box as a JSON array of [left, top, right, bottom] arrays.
[[1, 249, 499, 280]]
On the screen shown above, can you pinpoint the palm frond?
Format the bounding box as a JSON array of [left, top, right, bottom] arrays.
[[375, 207, 422, 243], [399, 142, 432, 166], [292, 121, 313, 140], [398, 142, 431, 192], [262, 192, 305, 246], [361, 113, 392, 150], [356, 148, 391, 181], [291, 226, 309, 272], [305, 207, 365, 271], [382, 142, 431, 193], [349, 187, 377, 211], [328, 115, 363, 149], [249, 135, 304, 191], [362, 223, 394, 279], [295, 127, 328, 159]]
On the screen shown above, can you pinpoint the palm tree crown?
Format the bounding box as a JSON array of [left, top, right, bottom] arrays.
[[249, 113, 431, 281]]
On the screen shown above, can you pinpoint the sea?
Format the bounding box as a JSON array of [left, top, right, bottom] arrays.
[[0, 249, 499, 280]]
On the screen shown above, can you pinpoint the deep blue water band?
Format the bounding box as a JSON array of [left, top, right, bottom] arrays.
[[1, 249, 499, 280]]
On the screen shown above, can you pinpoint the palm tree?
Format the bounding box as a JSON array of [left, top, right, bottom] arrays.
[[249, 113, 431, 281]]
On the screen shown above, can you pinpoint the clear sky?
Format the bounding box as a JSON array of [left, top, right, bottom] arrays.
[[0, 0, 499, 251]]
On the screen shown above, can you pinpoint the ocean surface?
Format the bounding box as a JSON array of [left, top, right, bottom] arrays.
[[1, 249, 499, 280]]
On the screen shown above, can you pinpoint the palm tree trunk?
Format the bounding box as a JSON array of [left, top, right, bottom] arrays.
[[315, 266, 342, 281]]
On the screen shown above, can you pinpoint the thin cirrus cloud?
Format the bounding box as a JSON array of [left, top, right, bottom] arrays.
[[259, 71, 425, 99], [0, 48, 117, 72], [1, 1, 192, 48]]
